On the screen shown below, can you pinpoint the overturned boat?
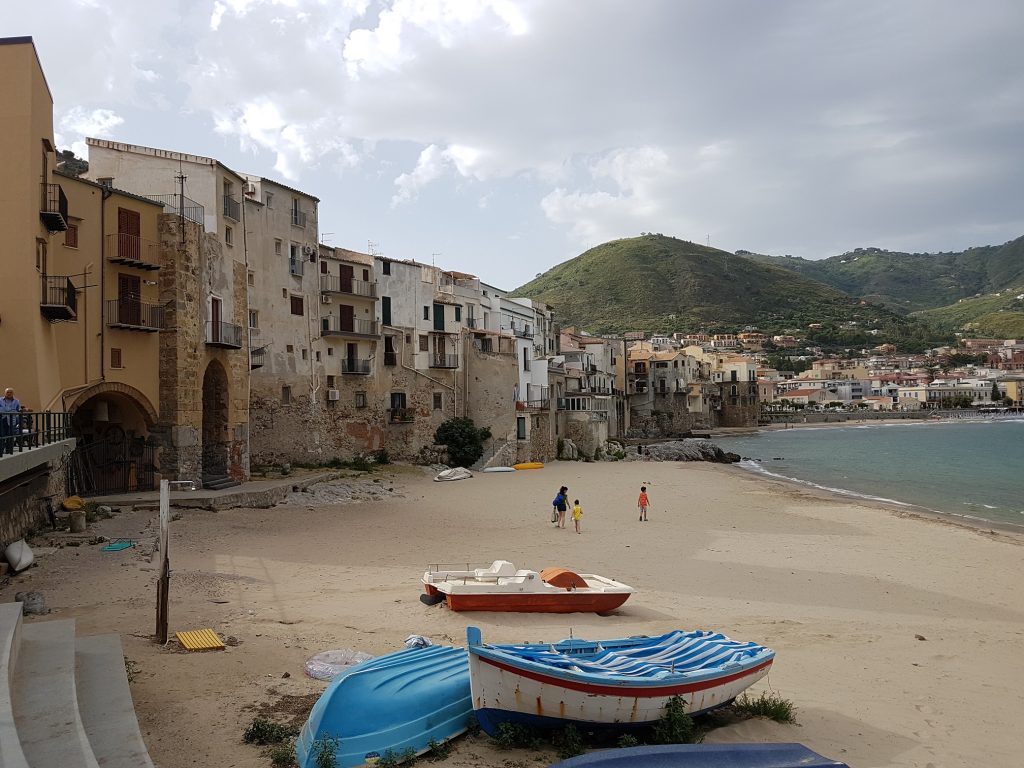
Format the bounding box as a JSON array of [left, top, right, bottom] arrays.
[[421, 560, 633, 613], [467, 626, 774, 735]]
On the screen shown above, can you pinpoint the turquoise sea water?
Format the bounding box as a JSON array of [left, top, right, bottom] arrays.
[[712, 419, 1024, 526]]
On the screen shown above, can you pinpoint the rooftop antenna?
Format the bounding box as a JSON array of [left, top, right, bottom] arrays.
[[175, 159, 187, 246], [321, 232, 334, 245], [432, 252, 441, 268], [368, 240, 379, 257]]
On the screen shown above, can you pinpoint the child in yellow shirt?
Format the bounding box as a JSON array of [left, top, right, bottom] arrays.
[[572, 499, 583, 534]]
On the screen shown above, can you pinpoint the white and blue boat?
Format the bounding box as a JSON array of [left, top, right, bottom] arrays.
[[549, 743, 848, 767], [296, 645, 472, 768], [467, 626, 774, 735]]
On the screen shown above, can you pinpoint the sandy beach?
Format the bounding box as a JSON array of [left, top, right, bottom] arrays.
[[3, 461, 1022, 768]]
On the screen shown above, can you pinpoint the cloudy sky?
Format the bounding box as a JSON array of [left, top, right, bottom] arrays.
[[5, 0, 1023, 288]]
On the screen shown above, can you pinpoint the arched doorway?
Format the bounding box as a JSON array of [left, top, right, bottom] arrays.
[[201, 360, 230, 481], [68, 386, 158, 495]]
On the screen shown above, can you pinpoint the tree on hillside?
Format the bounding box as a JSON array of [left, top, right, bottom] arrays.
[[991, 381, 1001, 402]]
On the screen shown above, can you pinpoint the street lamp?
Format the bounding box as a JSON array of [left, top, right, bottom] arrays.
[[156, 479, 196, 644]]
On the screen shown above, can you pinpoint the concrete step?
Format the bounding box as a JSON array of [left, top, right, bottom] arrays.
[[12, 619, 99, 768], [0, 602, 30, 768], [202, 475, 241, 490], [75, 634, 154, 768]]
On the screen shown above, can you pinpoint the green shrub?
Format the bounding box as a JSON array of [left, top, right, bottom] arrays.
[[653, 696, 699, 744], [616, 734, 639, 748], [552, 725, 585, 759], [732, 691, 796, 723], [493, 722, 543, 750], [243, 717, 297, 745], [465, 713, 481, 737], [373, 448, 391, 465], [267, 740, 297, 767], [377, 746, 417, 767], [426, 738, 451, 760], [434, 417, 491, 467]]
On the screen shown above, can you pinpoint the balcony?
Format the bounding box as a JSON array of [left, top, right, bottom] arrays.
[[516, 399, 549, 411], [106, 234, 161, 270], [429, 354, 459, 369], [383, 351, 398, 366], [289, 257, 304, 277], [106, 299, 163, 332], [205, 320, 244, 349], [250, 345, 266, 370], [40, 275, 77, 321], [465, 317, 479, 329], [40, 183, 69, 232], [0, 411, 72, 457], [341, 358, 372, 375], [291, 208, 306, 228], [222, 194, 240, 221], [145, 194, 204, 225], [509, 321, 533, 339], [558, 396, 610, 413], [388, 407, 415, 423], [320, 274, 378, 298], [322, 316, 379, 338]]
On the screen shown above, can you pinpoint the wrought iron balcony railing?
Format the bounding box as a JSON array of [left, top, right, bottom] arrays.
[[250, 345, 267, 369], [388, 407, 415, 423], [106, 299, 163, 331], [383, 351, 398, 366], [222, 194, 241, 221], [106, 233, 161, 269], [0, 411, 72, 457], [146, 193, 204, 225], [321, 316, 379, 337], [341, 358, 372, 375], [205, 320, 244, 348], [319, 274, 378, 298], [291, 208, 306, 227], [40, 183, 69, 232], [429, 354, 459, 369], [40, 275, 77, 321]]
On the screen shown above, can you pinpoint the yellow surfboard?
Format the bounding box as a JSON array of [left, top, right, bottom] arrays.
[[512, 462, 544, 470]]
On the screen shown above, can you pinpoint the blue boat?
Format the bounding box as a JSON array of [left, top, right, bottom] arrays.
[[295, 645, 472, 768], [549, 743, 849, 767], [468, 627, 774, 734]]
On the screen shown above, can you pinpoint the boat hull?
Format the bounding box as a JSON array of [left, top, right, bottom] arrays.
[[296, 646, 471, 768], [445, 591, 630, 613], [550, 743, 849, 767]]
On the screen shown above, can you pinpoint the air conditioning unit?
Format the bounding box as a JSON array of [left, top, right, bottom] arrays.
[[303, 244, 317, 256], [327, 389, 340, 401], [320, 294, 331, 304], [244, 182, 257, 196]]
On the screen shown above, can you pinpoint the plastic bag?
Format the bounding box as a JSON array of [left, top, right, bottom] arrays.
[[404, 634, 433, 648], [4, 539, 34, 572], [303, 649, 373, 681]]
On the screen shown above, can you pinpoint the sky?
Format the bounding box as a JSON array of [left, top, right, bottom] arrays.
[[4, 0, 1023, 289]]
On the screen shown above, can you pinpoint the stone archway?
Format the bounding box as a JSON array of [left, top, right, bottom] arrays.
[[201, 360, 230, 480]]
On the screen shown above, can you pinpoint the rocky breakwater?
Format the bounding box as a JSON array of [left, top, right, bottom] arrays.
[[623, 439, 740, 464]]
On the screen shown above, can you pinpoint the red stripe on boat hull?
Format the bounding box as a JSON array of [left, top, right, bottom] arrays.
[[445, 592, 630, 613], [477, 654, 773, 696]]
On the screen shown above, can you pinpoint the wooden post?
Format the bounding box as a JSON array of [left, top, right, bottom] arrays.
[[155, 479, 170, 644]]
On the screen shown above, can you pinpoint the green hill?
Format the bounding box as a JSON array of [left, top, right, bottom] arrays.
[[742, 235, 1024, 313], [914, 286, 1024, 337], [515, 235, 942, 347]]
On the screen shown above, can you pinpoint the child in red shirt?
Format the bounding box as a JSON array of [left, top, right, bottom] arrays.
[[637, 486, 649, 522]]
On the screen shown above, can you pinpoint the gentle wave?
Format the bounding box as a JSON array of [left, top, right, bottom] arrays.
[[736, 460, 913, 508]]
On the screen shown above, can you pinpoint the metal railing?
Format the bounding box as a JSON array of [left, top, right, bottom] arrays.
[[320, 274, 377, 298], [0, 411, 72, 457], [516, 399, 550, 411], [341, 358, 372, 375], [289, 257, 304, 276], [510, 322, 533, 338], [106, 233, 161, 269], [388, 407, 415, 423], [146, 194, 204, 226], [291, 208, 306, 227], [40, 275, 77, 318], [429, 354, 459, 369], [250, 345, 266, 369], [465, 317, 478, 329], [106, 299, 163, 331], [383, 351, 398, 366], [40, 183, 69, 232], [321, 316, 379, 336], [557, 396, 610, 412], [222, 194, 240, 221], [205, 320, 244, 348]]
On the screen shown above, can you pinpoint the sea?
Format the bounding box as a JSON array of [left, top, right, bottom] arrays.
[[712, 418, 1024, 527]]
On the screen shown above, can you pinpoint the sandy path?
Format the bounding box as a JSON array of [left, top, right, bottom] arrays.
[[3, 462, 1022, 768]]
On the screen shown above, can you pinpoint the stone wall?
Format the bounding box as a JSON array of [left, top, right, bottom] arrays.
[[717, 382, 760, 427], [0, 443, 73, 550]]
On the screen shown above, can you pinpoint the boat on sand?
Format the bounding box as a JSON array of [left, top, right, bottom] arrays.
[[421, 560, 633, 613], [296, 645, 471, 768], [549, 743, 848, 767], [467, 626, 774, 734]]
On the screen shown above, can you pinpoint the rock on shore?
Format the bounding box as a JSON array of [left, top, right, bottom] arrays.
[[623, 439, 740, 463]]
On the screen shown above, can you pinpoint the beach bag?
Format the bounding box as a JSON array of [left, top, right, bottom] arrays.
[[551, 509, 558, 523]]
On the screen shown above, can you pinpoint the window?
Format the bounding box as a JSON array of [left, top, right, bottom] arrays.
[[423, 306, 430, 321], [286, 344, 294, 354], [523, 348, 531, 371], [64, 224, 78, 248], [517, 417, 527, 440], [433, 393, 443, 410], [315, 350, 321, 362], [326, 375, 336, 388], [290, 296, 304, 316], [275, 239, 282, 255], [362, 269, 369, 281], [110, 348, 123, 369], [281, 385, 292, 405], [247, 271, 255, 286], [355, 392, 367, 408], [454, 306, 461, 322], [381, 296, 392, 325], [265, 192, 274, 208], [36, 239, 47, 273], [225, 226, 233, 246], [382, 261, 391, 275], [301, 349, 308, 360], [248, 310, 259, 329], [290, 243, 300, 260], [327, 347, 334, 356], [419, 335, 429, 352]]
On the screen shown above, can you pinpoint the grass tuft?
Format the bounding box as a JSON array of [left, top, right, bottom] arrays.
[[732, 691, 797, 723], [653, 696, 700, 744]]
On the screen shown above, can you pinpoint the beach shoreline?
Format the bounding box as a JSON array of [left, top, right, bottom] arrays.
[[2, 460, 1021, 768]]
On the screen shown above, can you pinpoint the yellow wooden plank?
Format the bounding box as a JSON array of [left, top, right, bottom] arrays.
[[176, 628, 225, 651]]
